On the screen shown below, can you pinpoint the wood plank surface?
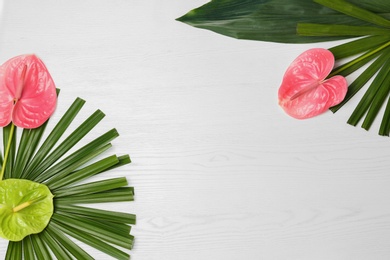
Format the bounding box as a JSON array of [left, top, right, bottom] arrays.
[[1, 0, 390, 259]]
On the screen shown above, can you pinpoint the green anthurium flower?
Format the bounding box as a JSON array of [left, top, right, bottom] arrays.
[[0, 179, 54, 241]]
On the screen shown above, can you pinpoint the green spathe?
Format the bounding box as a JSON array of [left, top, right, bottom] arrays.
[[0, 179, 54, 241]]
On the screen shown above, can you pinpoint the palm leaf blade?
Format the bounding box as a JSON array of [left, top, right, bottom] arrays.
[[330, 48, 390, 112], [40, 231, 73, 260], [379, 96, 390, 135], [347, 57, 390, 126], [36, 128, 119, 183], [177, 0, 390, 43], [329, 35, 390, 59], [21, 97, 85, 179], [361, 63, 390, 130], [46, 223, 94, 260], [5, 241, 22, 260], [39, 143, 112, 184], [54, 177, 128, 197], [26, 109, 105, 180], [50, 220, 130, 260], [3, 94, 134, 259], [48, 154, 119, 190], [330, 48, 382, 78], [2, 124, 17, 179], [55, 204, 136, 224], [23, 237, 36, 260], [30, 234, 52, 260], [13, 126, 47, 178], [54, 187, 134, 204], [314, 0, 390, 27], [53, 212, 133, 250]]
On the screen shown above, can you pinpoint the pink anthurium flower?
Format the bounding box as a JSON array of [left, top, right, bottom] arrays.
[[278, 48, 347, 119], [0, 54, 57, 128]]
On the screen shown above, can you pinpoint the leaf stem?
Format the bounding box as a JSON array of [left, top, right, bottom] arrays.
[[0, 123, 15, 180]]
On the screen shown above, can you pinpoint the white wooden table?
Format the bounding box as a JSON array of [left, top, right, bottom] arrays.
[[1, 1, 390, 259]]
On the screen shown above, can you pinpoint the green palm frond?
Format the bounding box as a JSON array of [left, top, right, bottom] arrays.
[[297, 0, 390, 135], [177, 0, 390, 43], [2, 96, 135, 259], [178, 0, 390, 135]]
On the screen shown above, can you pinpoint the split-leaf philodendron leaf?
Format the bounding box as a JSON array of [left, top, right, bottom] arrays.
[[0, 179, 54, 241]]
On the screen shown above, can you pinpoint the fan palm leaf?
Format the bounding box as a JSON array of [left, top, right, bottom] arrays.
[[1, 95, 135, 259]]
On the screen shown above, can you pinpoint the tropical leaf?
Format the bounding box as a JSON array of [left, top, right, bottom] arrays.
[[177, 0, 390, 43], [178, 0, 390, 135], [1, 96, 135, 259]]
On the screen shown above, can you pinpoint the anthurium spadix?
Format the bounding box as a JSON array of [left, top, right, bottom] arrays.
[[278, 48, 347, 119], [0, 54, 57, 129]]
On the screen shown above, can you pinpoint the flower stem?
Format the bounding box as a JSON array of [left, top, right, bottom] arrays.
[[0, 123, 15, 180]]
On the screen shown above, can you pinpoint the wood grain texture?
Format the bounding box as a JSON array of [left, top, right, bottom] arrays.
[[1, 0, 390, 259]]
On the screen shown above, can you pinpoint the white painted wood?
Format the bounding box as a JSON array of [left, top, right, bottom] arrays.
[[1, 0, 390, 259]]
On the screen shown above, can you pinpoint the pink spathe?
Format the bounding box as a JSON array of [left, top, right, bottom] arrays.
[[0, 54, 57, 128], [278, 48, 347, 119]]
